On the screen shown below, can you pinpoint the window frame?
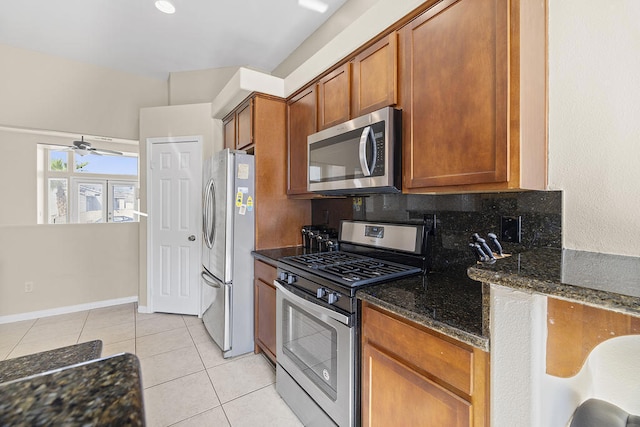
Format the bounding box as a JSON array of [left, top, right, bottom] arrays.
[[39, 144, 139, 224]]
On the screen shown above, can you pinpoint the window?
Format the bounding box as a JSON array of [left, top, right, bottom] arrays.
[[38, 145, 139, 224]]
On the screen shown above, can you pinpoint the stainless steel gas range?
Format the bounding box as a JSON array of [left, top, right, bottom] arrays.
[[274, 220, 430, 427]]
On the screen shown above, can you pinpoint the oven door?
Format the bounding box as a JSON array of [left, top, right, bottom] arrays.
[[274, 280, 354, 427]]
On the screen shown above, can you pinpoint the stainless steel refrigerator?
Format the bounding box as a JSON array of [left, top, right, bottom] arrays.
[[201, 149, 255, 358]]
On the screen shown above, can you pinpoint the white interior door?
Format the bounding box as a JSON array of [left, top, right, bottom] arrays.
[[149, 137, 202, 315]]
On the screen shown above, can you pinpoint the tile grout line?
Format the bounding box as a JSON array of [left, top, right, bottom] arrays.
[[76, 310, 90, 345], [8, 319, 39, 359]]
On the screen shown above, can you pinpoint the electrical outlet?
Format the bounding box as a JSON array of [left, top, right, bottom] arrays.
[[25, 281, 34, 293], [501, 216, 522, 243]]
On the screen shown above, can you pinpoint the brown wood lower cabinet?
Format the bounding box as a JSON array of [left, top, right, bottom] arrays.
[[361, 301, 489, 426], [254, 260, 277, 363]]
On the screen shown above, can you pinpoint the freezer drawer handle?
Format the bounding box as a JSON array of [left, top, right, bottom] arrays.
[[188, 235, 196, 241], [201, 272, 221, 288]]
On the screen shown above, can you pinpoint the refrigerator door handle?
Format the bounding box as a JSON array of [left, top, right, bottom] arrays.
[[201, 271, 222, 288], [203, 179, 215, 249]]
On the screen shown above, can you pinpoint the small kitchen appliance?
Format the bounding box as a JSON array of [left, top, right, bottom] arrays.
[[307, 106, 402, 195]]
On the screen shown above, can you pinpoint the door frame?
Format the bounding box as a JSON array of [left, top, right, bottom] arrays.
[[146, 135, 203, 314]]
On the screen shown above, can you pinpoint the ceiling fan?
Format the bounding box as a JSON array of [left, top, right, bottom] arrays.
[[67, 136, 123, 156]]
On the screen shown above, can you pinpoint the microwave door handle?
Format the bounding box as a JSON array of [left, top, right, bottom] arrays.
[[358, 126, 376, 177], [359, 126, 378, 176]]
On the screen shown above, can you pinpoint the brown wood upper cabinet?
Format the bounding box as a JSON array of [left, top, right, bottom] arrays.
[[351, 32, 398, 117], [287, 85, 317, 196], [223, 114, 235, 150], [400, 0, 546, 192], [223, 98, 254, 151], [317, 63, 351, 130], [224, 93, 311, 248], [316, 32, 399, 131]]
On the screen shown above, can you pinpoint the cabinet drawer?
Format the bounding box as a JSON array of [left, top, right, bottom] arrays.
[[254, 259, 276, 282], [362, 303, 473, 395]]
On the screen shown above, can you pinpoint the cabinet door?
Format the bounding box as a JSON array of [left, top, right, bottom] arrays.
[[223, 115, 236, 150], [236, 98, 254, 150], [287, 85, 317, 196], [254, 260, 277, 363], [317, 63, 351, 130], [400, 0, 508, 189], [352, 32, 398, 117], [362, 342, 471, 427]]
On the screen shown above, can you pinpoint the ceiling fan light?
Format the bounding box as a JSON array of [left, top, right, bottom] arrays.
[[155, 0, 175, 14], [298, 0, 328, 13]]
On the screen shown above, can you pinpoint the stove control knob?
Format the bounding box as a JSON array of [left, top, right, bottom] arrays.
[[287, 274, 297, 285], [278, 271, 288, 281], [327, 292, 339, 305], [316, 288, 327, 299]]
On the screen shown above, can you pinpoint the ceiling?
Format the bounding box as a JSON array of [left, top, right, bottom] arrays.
[[0, 0, 348, 80]]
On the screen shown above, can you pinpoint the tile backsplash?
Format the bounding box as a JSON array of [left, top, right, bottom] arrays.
[[312, 191, 562, 269]]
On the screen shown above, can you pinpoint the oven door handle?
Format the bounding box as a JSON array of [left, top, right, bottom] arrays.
[[273, 280, 351, 326]]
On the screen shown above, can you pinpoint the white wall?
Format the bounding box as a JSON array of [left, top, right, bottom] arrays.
[[548, 0, 640, 257], [0, 43, 167, 140], [169, 66, 240, 106], [0, 127, 142, 318], [490, 285, 547, 427], [0, 223, 139, 318], [0, 44, 168, 318]]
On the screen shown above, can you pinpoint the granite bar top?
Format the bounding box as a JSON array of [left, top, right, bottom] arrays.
[[0, 352, 145, 426], [468, 247, 640, 316], [357, 269, 489, 351], [0, 340, 103, 384]]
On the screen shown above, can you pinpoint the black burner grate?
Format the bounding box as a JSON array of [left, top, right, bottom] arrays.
[[280, 252, 421, 286]]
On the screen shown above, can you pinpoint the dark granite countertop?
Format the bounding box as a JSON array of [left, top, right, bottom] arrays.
[[468, 247, 640, 316], [0, 340, 103, 384], [0, 352, 145, 426], [252, 246, 311, 266], [253, 246, 489, 351], [357, 269, 489, 351]]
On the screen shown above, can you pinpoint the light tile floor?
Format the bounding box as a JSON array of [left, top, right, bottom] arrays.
[[0, 303, 303, 427]]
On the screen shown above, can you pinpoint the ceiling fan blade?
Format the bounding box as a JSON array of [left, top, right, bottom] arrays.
[[92, 148, 123, 155]]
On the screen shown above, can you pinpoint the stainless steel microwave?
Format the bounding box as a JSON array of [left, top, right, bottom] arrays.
[[307, 106, 402, 195]]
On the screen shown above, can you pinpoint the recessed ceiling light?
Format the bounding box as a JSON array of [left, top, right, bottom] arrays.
[[298, 0, 329, 14], [155, 0, 176, 14]]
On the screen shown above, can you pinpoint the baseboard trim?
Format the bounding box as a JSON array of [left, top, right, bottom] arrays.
[[0, 296, 139, 324]]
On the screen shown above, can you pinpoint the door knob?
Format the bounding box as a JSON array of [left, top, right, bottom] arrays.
[[188, 235, 196, 241]]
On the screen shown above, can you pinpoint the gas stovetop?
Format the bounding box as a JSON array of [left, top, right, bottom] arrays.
[[279, 251, 422, 287]]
